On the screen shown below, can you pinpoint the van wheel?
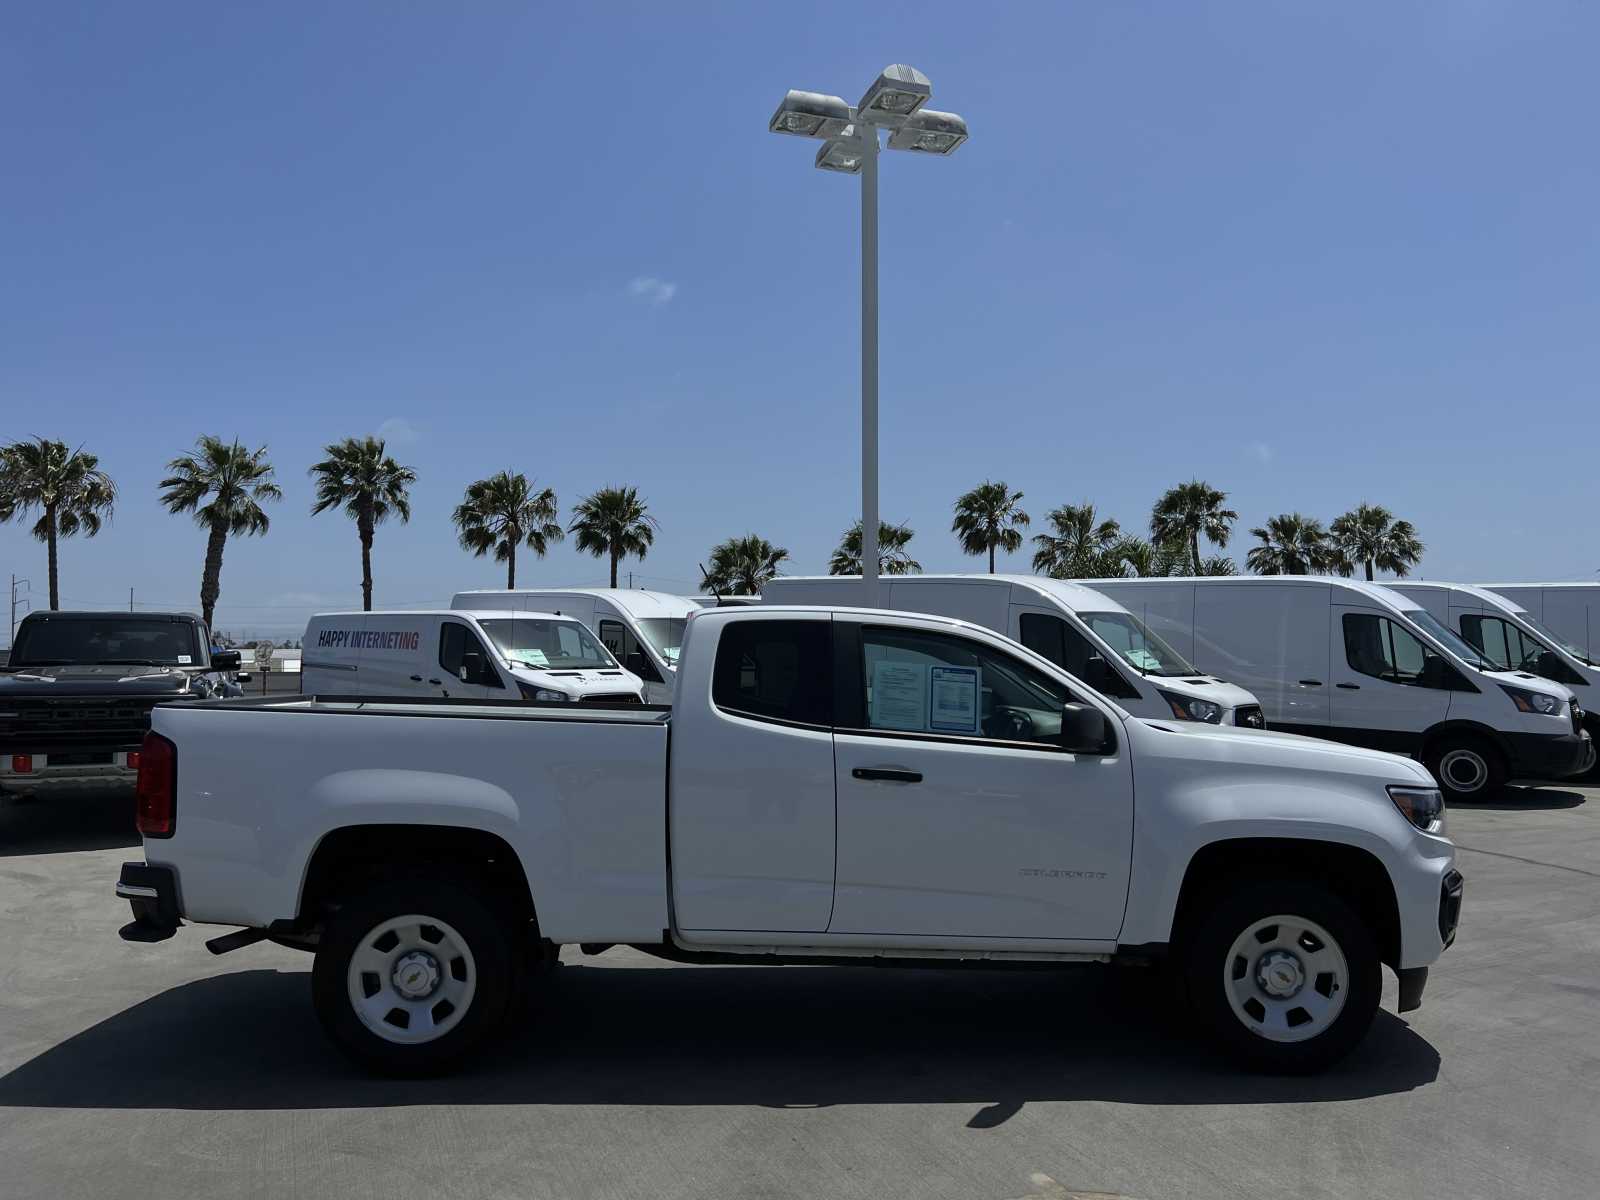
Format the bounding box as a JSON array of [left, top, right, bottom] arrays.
[[311, 875, 513, 1076], [1183, 881, 1380, 1073], [1425, 736, 1506, 802]]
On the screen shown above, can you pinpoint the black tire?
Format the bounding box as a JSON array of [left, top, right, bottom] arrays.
[[311, 874, 514, 1076], [1182, 881, 1381, 1074], [1424, 734, 1507, 802]]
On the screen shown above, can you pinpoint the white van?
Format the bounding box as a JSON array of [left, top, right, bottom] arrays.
[[760, 574, 1266, 729], [1388, 582, 1598, 774], [450, 589, 692, 705], [301, 610, 644, 704], [1091, 576, 1589, 801], [1481, 583, 1600, 667]]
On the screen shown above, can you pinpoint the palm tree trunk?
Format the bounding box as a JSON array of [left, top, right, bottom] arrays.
[[989, 544, 996, 574], [1190, 532, 1201, 575], [609, 548, 619, 589], [46, 508, 60, 610], [1365, 558, 1375, 582], [199, 520, 228, 631], [506, 543, 516, 590], [358, 504, 375, 611]]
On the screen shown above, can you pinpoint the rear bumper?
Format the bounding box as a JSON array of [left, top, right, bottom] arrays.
[[1503, 730, 1591, 780], [117, 862, 182, 942], [1, 752, 137, 793]]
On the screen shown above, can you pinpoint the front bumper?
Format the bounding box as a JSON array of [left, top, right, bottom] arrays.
[[1503, 729, 1591, 780], [117, 862, 182, 942]]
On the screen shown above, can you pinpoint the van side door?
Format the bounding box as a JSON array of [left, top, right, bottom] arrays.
[[1328, 606, 1452, 751], [1013, 606, 1142, 705], [599, 618, 669, 703], [437, 618, 503, 699]]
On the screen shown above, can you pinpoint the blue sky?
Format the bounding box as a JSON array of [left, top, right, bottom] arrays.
[[4, 2, 1598, 639]]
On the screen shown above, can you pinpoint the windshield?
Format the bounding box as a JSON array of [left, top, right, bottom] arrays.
[[9, 618, 199, 667], [1514, 612, 1594, 665], [1406, 609, 1498, 671], [478, 618, 616, 671], [1079, 611, 1198, 677], [636, 617, 687, 667]]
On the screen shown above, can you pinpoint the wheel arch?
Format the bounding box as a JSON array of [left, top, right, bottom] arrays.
[[1420, 719, 1508, 764]]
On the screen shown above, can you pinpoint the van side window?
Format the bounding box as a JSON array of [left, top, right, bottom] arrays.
[[711, 620, 832, 727], [1461, 615, 1585, 685], [439, 622, 501, 688], [1018, 612, 1139, 700], [859, 627, 1080, 748], [1342, 614, 1436, 688], [599, 620, 663, 683]]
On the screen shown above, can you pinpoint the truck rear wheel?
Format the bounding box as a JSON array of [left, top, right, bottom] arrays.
[[1425, 735, 1506, 802], [1183, 881, 1380, 1073], [311, 875, 513, 1075]]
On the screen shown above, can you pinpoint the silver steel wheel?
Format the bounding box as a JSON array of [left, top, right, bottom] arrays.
[[1223, 914, 1349, 1044], [1438, 748, 1489, 794], [346, 914, 478, 1045]]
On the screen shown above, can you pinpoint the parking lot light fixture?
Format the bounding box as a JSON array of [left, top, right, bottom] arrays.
[[767, 63, 965, 607]]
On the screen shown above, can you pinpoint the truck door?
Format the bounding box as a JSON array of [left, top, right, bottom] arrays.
[[1328, 607, 1450, 751], [830, 621, 1133, 942]]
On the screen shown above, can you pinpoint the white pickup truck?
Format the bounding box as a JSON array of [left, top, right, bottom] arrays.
[[117, 606, 1462, 1075]]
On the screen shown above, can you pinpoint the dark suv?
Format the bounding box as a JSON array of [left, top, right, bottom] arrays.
[[0, 611, 242, 797]]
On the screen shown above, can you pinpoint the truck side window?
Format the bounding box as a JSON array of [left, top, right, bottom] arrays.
[[1342, 614, 1436, 688], [599, 620, 663, 684], [711, 620, 832, 727], [860, 627, 1077, 747], [439, 622, 502, 688]]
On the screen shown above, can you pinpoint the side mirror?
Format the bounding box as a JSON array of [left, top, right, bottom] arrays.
[[625, 652, 647, 675], [211, 650, 242, 672], [235, 672, 253, 683], [1536, 650, 1564, 679], [1059, 702, 1110, 754], [1086, 654, 1120, 691]]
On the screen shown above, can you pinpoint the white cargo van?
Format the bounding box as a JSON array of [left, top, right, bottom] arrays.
[[1388, 582, 1598, 774], [1481, 583, 1600, 667], [1091, 576, 1589, 801], [761, 574, 1266, 729], [450, 589, 692, 704], [302, 610, 644, 704]]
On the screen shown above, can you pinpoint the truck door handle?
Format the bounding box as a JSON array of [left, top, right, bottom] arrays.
[[852, 767, 922, 784], [428, 678, 443, 686], [1337, 683, 1361, 690], [1298, 679, 1323, 687], [409, 675, 423, 682]]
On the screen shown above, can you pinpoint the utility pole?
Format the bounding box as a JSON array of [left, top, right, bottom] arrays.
[[129, 587, 134, 612]]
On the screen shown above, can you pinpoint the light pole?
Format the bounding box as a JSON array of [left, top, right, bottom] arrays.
[[769, 66, 969, 607]]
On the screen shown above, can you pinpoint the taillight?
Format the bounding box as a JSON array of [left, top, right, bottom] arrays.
[[11, 754, 32, 775], [135, 732, 176, 838], [126, 751, 141, 770]]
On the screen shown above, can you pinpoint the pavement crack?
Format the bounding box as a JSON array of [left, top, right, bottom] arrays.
[[1452, 842, 1600, 880]]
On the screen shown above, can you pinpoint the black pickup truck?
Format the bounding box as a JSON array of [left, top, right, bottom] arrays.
[[0, 611, 244, 797]]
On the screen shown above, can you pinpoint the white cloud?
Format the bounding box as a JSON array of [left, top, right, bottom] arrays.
[[1248, 440, 1274, 463], [376, 417, 421, 445], [627, 276, 678, 306]]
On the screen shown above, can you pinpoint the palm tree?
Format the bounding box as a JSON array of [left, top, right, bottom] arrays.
[[1031, 503, 1122, 578], [1329, 503, 1424, 581], [452, 471, 562, 589], [308, 436, 416, 611], [0, 437, 117, 610], [951, 480, 1030, 573], [1150, 480, 1238, 574], [829, 521, 921, 576], [158, 437, 282, 630], [702, 534, 789, 596], [569, 486, 658, 588], [1108, 535, 1190, 579], [1246, 513, 1341, 575], [1197, 554, 1240, 576]]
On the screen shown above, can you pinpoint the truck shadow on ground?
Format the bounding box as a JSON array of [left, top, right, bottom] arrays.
[[0, 792, 138, 857], [0, 958, 1440, 1117]]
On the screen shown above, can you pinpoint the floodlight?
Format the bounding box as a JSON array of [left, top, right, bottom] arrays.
[[857, 65, 931, 124], [886, 109, 969, 155], [815, 135, 865, 174], [769, 90, 852, 139]]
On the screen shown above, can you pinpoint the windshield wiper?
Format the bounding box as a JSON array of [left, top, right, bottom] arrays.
[[99, 659, 172, 667]]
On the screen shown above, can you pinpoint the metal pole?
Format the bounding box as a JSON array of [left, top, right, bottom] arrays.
[[860, 121, 881, 608]]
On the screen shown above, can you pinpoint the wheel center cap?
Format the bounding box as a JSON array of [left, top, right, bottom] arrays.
[[1257, 950, 1305, 998], [392, 950, 441, 999]]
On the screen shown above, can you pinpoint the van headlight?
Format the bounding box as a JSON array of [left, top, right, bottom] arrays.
[[518, 683, 568, 702], [1158, 691, 1223, 723], [1388, 785, 1445, 832], [1500, 685, 1564, 716]]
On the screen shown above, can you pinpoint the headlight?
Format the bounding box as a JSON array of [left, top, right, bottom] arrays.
[[1500, 685, 1564, 716], [1158, 690, 1223, 724], [518, 683, 569, 702], [1388, 784, 1445, 831]]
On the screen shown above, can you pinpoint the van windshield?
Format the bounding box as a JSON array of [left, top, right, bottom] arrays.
[[479, 619, 615, 671], [1406, 610, 1498, 671], [636, 617, 687, 667], [1079, 611, 1198, 677]]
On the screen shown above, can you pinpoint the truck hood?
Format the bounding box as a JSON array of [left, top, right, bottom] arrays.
[[1130, 716, 1436, 786], [0, 664, 192, 698]]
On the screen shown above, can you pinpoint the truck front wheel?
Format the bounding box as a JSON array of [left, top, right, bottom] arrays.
[[311, 875, 514, 1075], [1183, 882, 1381, 1073]]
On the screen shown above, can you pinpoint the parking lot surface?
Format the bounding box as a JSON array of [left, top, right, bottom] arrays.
[[2, 784, 1597, 1200]]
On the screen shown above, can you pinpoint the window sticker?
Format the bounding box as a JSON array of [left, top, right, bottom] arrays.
[[512, 649, 549, 668], [870, 660, 928, 730], [929, 665, 980, 733], [1125, 648, 1161, 672], [177, 655, 192, 664]]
